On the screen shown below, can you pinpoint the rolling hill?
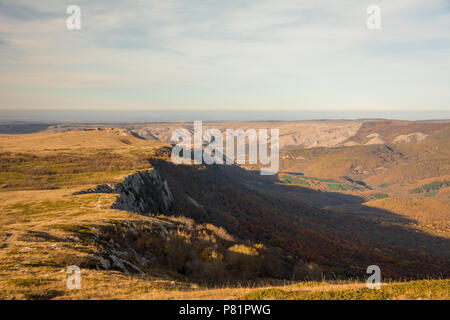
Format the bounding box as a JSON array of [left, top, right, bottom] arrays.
[[0, 120, 449, 299]]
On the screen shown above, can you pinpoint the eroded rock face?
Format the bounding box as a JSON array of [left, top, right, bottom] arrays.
[[112, 169, 174, 215], [73, 168, 174, 215]]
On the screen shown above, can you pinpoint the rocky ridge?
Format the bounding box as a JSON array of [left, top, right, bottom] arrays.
[[74, 168, 174, 215]]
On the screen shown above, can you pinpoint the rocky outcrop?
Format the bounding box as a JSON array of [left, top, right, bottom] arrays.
[[88, 221, 160, 274], [73, 168, 174, 215], [393, 132, 427, 144], [112, 169, 174, 215], [365, 136, 385, 145]]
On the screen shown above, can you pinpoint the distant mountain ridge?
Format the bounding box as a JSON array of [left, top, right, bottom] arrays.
[[2, 119, 449, 152]]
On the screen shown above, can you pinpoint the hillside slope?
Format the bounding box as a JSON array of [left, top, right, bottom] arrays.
[[0, 128, 449, 299]]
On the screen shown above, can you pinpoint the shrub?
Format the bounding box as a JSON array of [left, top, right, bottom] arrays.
[[327, 184, 346, 191], [408, 180, 450, 194], [164, 236, 191, 273], [372, 193, 388, 199], [204, 224, 234, 242], [280, 175, 310, 186], [228, 244, 259, 256], [293, 261, 323, 281]]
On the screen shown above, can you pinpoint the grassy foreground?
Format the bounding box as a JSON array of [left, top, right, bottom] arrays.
[[1, 275, 448, 300], [241, 280, 449, 300]]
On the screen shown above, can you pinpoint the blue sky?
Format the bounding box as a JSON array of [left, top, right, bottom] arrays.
[[0, 0, 449, 118]]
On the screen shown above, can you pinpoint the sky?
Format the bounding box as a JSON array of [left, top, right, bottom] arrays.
[[0, 0, 449, 121]]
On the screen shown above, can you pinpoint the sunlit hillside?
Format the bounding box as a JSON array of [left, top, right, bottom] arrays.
[[0, 122, 449, 300]]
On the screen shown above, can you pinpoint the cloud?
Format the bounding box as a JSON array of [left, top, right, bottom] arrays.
[[0, 0, 449, 112], [0, 2, 60, 21]]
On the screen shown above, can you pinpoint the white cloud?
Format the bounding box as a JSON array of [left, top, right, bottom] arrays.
[[0, 0, 449, 112]]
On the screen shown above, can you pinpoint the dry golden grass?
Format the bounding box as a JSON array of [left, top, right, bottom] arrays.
[[0, 188, 171, 300], [329, 196, 450, 238], [0, 128, 162, 153], [240, 279, 449, 300], [365, 197, 450, 224], [52, 277, 373, 300], [363, 197, 450, 236], [0, 129, 169, 191]]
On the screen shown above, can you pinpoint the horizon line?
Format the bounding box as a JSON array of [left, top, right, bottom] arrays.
[[1, 109, 449, 123]]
